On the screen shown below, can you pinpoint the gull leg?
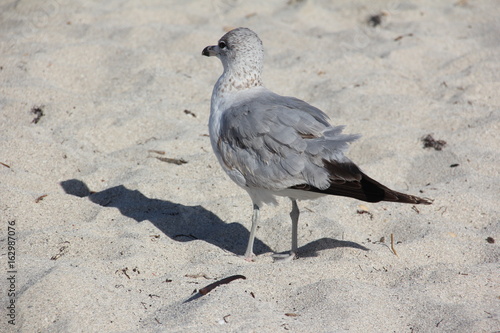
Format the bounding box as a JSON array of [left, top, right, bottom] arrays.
[[243, 204, 259, 261], [273, 199, 299, 262], [290, 199, 299, 256]]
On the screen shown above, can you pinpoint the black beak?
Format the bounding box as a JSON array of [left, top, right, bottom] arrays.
[[202, 45, 217, 57]]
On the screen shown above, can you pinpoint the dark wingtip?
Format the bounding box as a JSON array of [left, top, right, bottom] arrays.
[[390, 192, 433, 205], [363, 179, 434, 205], [414, 196, 433, 205], [291, 160, 434, 205]]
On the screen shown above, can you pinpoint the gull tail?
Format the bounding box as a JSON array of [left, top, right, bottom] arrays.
[[291, 160, 432, 205]]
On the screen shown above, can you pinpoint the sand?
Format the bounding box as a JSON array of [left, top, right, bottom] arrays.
[[1, 0, 499, 332]]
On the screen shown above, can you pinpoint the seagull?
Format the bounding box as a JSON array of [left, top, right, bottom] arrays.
[[202, 27, 431, 261]]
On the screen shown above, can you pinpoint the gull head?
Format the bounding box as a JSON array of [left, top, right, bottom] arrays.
[[202, 27, 264, 90]]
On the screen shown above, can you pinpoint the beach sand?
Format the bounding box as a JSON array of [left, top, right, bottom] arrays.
[[1, 0, 499, 332]]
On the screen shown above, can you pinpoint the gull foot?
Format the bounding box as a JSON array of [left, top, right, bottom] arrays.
[[272, 252, 296, 263], [240, 253, 256, 262]]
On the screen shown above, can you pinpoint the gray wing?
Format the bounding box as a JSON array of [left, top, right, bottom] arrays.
[[217, 90, 360, 191]]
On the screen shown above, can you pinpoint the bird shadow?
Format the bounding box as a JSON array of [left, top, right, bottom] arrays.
[[298, 238, 368, 258], [60, 179, 368, 258], [59, 179, 271, 256]]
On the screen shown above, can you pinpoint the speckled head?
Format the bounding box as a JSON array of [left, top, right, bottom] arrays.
[[203, 27, 264, 90]]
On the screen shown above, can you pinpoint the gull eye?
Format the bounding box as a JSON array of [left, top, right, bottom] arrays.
[[218, 41, 227, 49]]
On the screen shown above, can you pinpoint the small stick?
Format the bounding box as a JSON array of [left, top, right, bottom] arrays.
[[356, 209, 373, 220], [198, 275, 246, 295], [156, 157, 187, 165], [35, 194, 48, 203], [148, 150, 165, 155], [390, 233, 398, 257], [183, 109, 197, 117]]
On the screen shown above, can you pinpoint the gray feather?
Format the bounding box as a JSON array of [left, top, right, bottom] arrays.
[[218, 89, 359, 191]]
